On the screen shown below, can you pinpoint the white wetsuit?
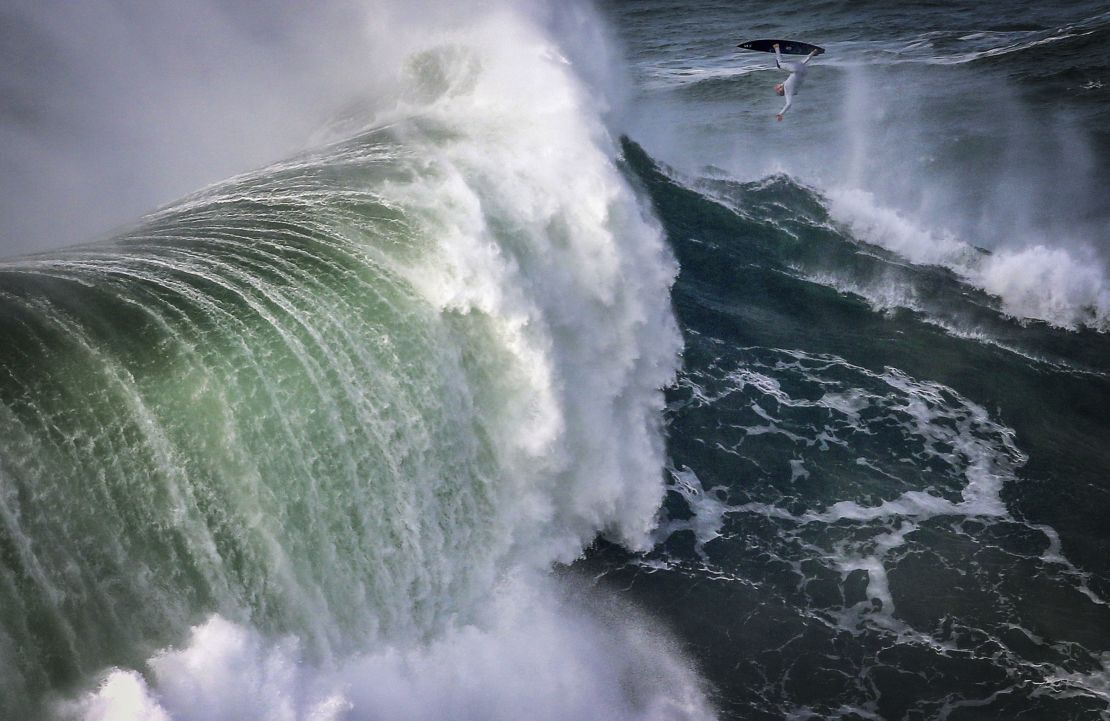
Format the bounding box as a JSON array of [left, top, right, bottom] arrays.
[[775, 46, 816, 117]]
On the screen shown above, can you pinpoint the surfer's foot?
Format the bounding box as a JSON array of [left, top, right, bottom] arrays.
[[776, 114, 783, 121]]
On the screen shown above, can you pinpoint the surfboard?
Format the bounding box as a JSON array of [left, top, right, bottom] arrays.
[[737, 39, 825, 56]]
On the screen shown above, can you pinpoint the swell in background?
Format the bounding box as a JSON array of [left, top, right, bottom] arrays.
[[608, 0, 1110, 331]]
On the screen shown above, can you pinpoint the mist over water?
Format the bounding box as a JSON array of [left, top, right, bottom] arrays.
[[0, 0, 643, 260]]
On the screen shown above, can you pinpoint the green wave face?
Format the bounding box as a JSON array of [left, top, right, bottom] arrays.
[[0, 129, 483, 700]]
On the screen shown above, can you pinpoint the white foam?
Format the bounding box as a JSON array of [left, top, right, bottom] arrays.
[[976, 244, 1110, 330], [656, 467, 731, 555], [796, 269, 924, 316], [373, 6, 683, 562], [58, 577, 716, 721], [1041, 653, 1110, 705], [732, 358, 1023, 527], [826, 187, 1110, 330], [826, 188, 971, 267]]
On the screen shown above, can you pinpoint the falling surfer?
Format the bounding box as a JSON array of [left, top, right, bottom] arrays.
[[736, 39, 825, 120], [772, 42, 818, 121]]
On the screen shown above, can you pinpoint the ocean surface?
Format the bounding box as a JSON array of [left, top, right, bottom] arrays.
[[1, 1, 1109, 719]]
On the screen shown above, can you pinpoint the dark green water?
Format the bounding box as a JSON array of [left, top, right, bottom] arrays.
[[579, 140, 1110, 720], [583, 5, 1110, 714]]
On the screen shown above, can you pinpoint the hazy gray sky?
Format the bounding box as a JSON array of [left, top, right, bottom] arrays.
[[0, 0, 378, 258]]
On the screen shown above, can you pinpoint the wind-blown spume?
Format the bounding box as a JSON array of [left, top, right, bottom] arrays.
[[0, 5, 705, 719]]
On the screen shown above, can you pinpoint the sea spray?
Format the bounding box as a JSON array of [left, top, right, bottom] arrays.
[[57, 575, 714, 721]]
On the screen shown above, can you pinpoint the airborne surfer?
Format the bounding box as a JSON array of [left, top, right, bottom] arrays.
[[772, 42, 818, 121]]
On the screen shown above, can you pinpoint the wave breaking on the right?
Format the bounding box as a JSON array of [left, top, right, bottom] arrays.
[[827, 187, 1110, 331]]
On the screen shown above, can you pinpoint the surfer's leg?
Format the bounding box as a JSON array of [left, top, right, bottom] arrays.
[[774, 45, 800, 74]]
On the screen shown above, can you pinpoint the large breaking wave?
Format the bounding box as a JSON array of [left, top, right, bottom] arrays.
[[0, 4, 713, 719]]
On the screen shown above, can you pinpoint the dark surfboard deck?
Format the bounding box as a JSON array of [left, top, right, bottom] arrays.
[[738, 39, 825, 56]]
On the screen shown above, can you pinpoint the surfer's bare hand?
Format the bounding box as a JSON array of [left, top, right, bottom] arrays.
[[773, 43, 780, 50]]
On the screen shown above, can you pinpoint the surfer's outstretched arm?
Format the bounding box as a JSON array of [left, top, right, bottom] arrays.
[[777, 95, 793, 120], [802, 49, 818, 65]]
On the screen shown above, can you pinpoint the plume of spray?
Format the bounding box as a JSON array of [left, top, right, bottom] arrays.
[[0, 0, 639, 259]]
